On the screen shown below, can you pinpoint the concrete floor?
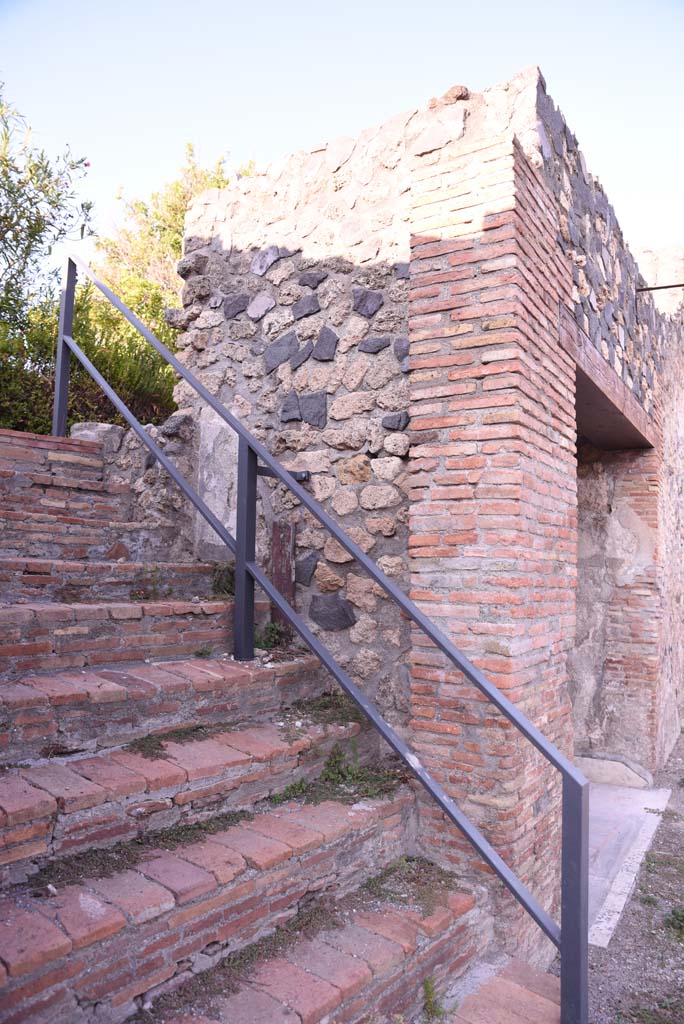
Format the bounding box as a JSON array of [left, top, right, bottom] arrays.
[[588, 782, 670, 947]]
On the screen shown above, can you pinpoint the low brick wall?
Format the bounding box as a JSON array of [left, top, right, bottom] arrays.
[[0, 428, 132, 524], [0, 600, 237, 681]]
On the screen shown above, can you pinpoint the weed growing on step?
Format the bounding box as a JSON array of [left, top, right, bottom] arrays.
[[130, 567, 172, 601], [422, 976, 445, 1020], [131, 894, 343, 1020], [125, 723, 213, 759], [211, 562, 235, 596], [254, 620, 285, 650], [268, 743, 409, 807], [268, 777, 308, 806], [361, 856, 457, 917], [291, 690, 365, 727], [27, 810, 252, 892], [663, 906, 684, 941], [194, 644, 214, 657]]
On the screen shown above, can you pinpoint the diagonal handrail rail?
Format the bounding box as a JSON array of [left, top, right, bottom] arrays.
[[52, 255, 589, 1024]]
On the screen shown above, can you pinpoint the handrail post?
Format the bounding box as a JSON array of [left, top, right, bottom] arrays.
[[560, 775, 590, 1024], [52, 258, 77, 437], [234, 436, 257, 660]]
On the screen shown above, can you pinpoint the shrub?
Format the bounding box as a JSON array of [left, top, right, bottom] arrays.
[[0, 284, 176, 434]]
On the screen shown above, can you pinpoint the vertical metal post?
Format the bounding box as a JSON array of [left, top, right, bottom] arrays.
[[234, 436, 257, 660], [52, 258, 77, 437], [560, 775, 590, 1024]]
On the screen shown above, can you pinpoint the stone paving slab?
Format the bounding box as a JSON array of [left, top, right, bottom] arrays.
[[588, 782, 671, 947]]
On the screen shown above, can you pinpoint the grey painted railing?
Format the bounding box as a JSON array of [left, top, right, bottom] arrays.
[[52, 255, 589, 1024]]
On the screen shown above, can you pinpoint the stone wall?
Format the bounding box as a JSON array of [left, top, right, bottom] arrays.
[[534, 78, 673, 417], [163, 67, 576, 731], [169, 116, 423, 723]]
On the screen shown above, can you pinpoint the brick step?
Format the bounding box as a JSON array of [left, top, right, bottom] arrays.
[[0, 431, 105, 483], [15, 469, 116, 492], [0, 557, 223, 604], [451, 960, 561, 1024], [0, 791, 419, 1023], [0, 713, 372, 881], [0, 428, 102, 460], [0, 429, 103, 456], [160, 889, 480, 1024], [0, 473, 130, 509], [0, 509, 188, 562], [0, 491, 131, 523], [0, 652, 324, 765], [0, 597, 261, 681]]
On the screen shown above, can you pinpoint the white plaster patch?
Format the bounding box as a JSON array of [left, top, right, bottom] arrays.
[[78, 891, 109, 920]]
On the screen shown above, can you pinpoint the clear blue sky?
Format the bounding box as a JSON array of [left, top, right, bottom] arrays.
[[1, 0, 683, 253]]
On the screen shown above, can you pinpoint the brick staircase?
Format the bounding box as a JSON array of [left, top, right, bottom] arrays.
[[0, 430, 560, 1024]]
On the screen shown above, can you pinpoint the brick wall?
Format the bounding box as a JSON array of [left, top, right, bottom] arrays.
[[658, 344, 684, 761], [407, 130, 575, 959], [572, 445, 662, 779]]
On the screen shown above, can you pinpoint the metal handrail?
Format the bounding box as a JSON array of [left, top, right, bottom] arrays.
[[52, 255, 589, 1024]]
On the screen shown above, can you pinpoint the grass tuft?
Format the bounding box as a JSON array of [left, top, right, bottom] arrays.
[[28, 810, 252, 892]]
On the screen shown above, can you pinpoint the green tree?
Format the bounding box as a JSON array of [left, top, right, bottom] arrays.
[[1, 88, 241, 434], [0, 284, 177, 435], [93, 144, 232, 344], [0, 84, 92, 333]]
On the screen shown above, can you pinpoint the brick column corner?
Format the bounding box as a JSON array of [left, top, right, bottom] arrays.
[[407, 131, 576, 960]]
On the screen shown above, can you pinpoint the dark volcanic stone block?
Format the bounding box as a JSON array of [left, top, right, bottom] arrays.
[[300, 392, 327, 428], [382, 411, 410, 431], [312, 326, 339, 362], [265, 331, 300, 373], [223, 293, 250, 319], [280, 391, 302, 422], [310, 594, 356, 631], [352, 286, 384, 318], [293, 294, 321, 320], [359, 336, 391, 354]]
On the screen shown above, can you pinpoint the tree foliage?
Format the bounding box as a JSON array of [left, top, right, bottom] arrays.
[[0, 285, 177, 435], [93, 144, 231, 345], [0, 84, 92, 332], [0, 86, 237, 433]]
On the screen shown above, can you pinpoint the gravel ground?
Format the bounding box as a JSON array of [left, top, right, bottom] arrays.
[[589, 731, 684, 1024]]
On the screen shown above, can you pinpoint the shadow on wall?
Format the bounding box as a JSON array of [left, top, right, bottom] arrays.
[[571, 441, 662, 784]]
